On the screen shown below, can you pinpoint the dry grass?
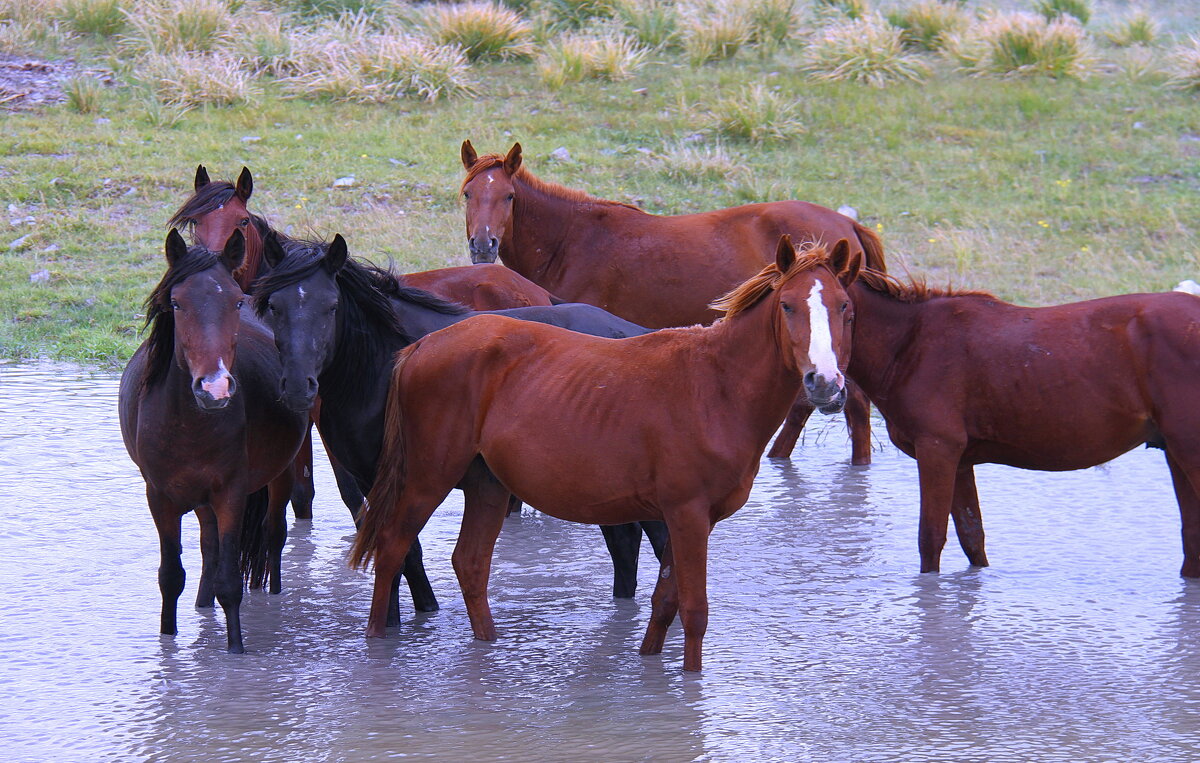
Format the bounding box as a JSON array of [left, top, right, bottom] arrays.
[[63, 73, 105, 111], [678, 0, 752, 65], [535, 26, 647, 87], [426, 2, 534, 61], [226, 10, 295, 74], [801, 12, 930, 86], [885, 0, 967, 51], [1032, 0, 1092, 26], [945, 11, 1097, 79], [57, 0, 126, 37], [121, 0, 234, 53], [704, 83, 804, 143], [1103, 8, 1158, 48], [652, 139, 751, 183], [611, 0, 678, 49], [137, 49, 258, 105], [1165, 35, 1200, 91]]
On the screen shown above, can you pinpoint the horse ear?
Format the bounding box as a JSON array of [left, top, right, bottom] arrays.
[[325, 234, 349, 273], [235, 166, 253, 201], [221, 228, 246, 273], [503, 142, 522, 175], [829, 238, 862, 286], [774, 234, 796, 272], [263, 230, 286, 269], [461, 140, 478, 170], [166, 228, 188, 266], [194, 164, 209, 191]]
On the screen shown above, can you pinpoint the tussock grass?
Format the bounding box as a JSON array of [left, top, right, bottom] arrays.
[[57, 0, 126, 37], [801, 12, 929, 86], [0, 19, 72, 56], [535, 27, 647, 86], [704, 83, 803, 143], [1033, 0, 1091, 26], [284, 0, 391, 18], [0, 0, 62, 23], [426, 2, 534, 61], [744, 0, 796, 49], [611, 0, 678, 49], [121, 0, 234, 53], [1165, 35, 1200, 91], [137, 50, 258, 105], [679, 0, 752, 65], [63, 73, 105, 111], [885, 0, 966, 51], [546, 0, 614, 28], [226, 10, 295, 75], [652, 139, 751, 183], [812, 0, 869, 22], [1104, 9, 1158, 48], [945, 12, 1096, 79], [1106, 44, 1161, 82]]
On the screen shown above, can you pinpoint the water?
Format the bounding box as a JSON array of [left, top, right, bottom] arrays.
[[2, 362, 1199, 762]]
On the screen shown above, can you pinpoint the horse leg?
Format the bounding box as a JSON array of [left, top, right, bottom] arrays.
[[602, 523, 643, 599], [1165, 450, 1200, 578], [333, 459, 366, 524], [950, 464, 988, 567], [365, 493, 445, 638], [403, 537, 439, 613], [289, 425, 315, 520], [265, 471, 293, 595], [452, 469, 511, 641], [664, 512, 712, 672], [844, 380, 872, 466], [641, 520, 669, 562], [915, 442, 962, 573], [767, 395, 813, 459], [148, 488, 185, 636], [638, 535, 677, 658], [212, 490, 247, 653], [195, 504, 218, 608]]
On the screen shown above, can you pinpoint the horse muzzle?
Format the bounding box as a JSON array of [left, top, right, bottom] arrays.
[[279, 375, 318, 413], [804, 372, 846, 414], [192, 374, 236, 411], [468, 236, 499, 264]]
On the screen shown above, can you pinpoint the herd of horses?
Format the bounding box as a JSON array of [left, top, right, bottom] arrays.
[[118, 142, 1200, 671]]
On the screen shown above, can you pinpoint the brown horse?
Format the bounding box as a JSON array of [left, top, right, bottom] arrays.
[[459, 140, 883, 464], [119, 230, 308, 652], [845, 267, 1200, 576], [404, 264, 558, 309], [351, 237, 862, 671]]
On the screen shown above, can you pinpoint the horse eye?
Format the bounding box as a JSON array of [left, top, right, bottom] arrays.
[[239, 218, 249, 227], [236, 299, 245, 309], [840, 302, 849, 313], [463, 191, 470, 199], [170, 299, 180, 311], [781, 303, 793, 314], [506, 193, 514, 202]]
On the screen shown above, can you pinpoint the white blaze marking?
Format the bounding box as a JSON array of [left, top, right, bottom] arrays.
[[487, 175, 494, 184], [806, 281, 844, 388], [298, 285, 306, 302], [201, 357, 233, 399]]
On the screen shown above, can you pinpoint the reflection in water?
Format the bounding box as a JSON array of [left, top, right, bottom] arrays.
[[2, 363, 1200, 760]]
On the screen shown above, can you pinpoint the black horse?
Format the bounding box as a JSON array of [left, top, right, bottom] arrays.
[[252, 232, 668, 618]]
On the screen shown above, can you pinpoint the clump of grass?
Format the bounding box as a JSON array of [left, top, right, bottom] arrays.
[[653, 139, 751, 183], [1165, 35, 1200, 92], [744, 0, 796, 49], [121, 0, 233, 53], [812, 0, 868, 21], [0, 18, 72, 55], [57, 0, 125, 37], [284, 0, 390, 18], [885, 0, 966, 51], [546, 0, 614, 28], [1107, 44, 1160, 83], [226, 10, 294, 74], [0, 0, 62, 23], [945, 12, 1096, 79], [1103, 8, 1157, 48], [679, 0, 752, 65], [535, 27, 648, 87], [611, 0, 678, 49], [1032, 0, 1091, 26], [426, 2, 533, 61], [704, 84, 803, 143], [801, 12, 929, 86], [137, 50, 258, 106], [282, 30, 478, 102], [63, 74, 104, 112]]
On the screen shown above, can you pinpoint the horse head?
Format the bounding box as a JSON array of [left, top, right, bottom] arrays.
[[460, 140, 522, 264], [771, 236, 861, 414], [162, 228, 247, 411], [170, 165, 263, 290], [256, 231, 349, 413]]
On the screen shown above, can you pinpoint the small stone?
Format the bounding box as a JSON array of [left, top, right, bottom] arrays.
[[10, 216, 35, 226], [332, 176, 356, 188], [94, 117, 110, 124], [241, 135, 262, 143], [549, 147, 572, 162], [1175, 279, 1200, 296], [85, 297, 96, 306], [1133, 122, 1145, 129], [837, 205, 858, 220], [43, 243, 60, 252], [29, 267, 50, 281], [11, 235, 33, 250]]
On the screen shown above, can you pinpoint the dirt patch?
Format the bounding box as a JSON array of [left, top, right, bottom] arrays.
[[0, 54, 114, 110]]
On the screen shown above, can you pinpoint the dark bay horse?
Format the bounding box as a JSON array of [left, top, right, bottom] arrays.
[[253, 232, 668, 606], [459, 140, 885, 464], [118, 230, 308, 652], [351, 237, 862, 671], [845, 267, 1200, 576]]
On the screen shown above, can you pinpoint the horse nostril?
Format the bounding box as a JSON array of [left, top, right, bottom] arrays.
[[306, 377, 318, 396], [488, 236, 498, 250], [803, 371, 817, 392]]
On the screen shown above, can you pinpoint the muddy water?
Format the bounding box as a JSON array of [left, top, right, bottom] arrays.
[[2, 362, 1199, 761]]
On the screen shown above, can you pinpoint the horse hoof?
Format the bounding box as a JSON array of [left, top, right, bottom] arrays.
[[227, 643, 245, 655], [414, 600, 440, 614]]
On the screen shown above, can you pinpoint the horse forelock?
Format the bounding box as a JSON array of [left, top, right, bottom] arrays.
[[168, 182, 237, 230], [461, 153, 639, 211], [711, 244, 840, 318]]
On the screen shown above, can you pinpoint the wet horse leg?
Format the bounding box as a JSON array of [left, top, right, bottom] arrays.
[[767, 396, 813, 459], [602, 523, 644, 599], [844, 381, 873, 466], [641, 520, 669, 561], [148, 487, 185, 635], [950, 464, 988, 567], [452, 467, 512, 641], [333, 459, 366, 523], [665, 513, 712, 672], [639, 535, 677, 658], [1166, 450, 1200, 578], [385, 538, 439, 626], [265, 470, 294, 595], [365, 494, 447, 638], [194, 504, 218, 608], [289, 425, 315, 520], [212, 488, 248, 653], [915, 441, 963, 574]]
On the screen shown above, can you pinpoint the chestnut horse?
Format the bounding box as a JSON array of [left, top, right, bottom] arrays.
[[118, 230, 308, 652], [459, 140, 884, 464], [351, 237, 862, 671], [845, 267, 1200, 576]]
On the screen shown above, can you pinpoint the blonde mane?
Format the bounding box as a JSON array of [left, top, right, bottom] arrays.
[[461, 154, 642, 211], [710, 244, 838, 318], [856, 267, 995, 303]]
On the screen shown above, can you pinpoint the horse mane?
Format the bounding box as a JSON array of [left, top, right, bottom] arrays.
[[167, 181, 273, 239], [139, 245, 226, 394], [855, 266, 996, 303], [710, 244, 840, 318], [462, 154, 641, 212]]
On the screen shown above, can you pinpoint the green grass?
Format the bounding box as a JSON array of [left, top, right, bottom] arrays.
[[2, 39, 1199, 366]]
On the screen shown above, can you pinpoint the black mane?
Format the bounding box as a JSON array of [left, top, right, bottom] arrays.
[[167, 181, 272, 241], [140, 245, 225, 393]]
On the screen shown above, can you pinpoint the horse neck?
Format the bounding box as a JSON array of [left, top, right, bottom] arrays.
[[845, 283, 922, 401], [505, 176, 580, 283]]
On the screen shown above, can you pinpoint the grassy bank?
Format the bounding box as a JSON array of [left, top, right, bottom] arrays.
[[1, 2, 1198, 365]]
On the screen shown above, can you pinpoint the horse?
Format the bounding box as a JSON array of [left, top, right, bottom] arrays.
[[404, 264, 559, 309], [350, 236, 862, 671], [458, 140, 885, 465], [844, 266, 1200, 576], [118, 229, 309, 653], [252, 231, 669, 607]]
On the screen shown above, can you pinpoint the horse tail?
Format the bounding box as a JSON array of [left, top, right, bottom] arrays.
[[851, 219, 887, 274], [239, 487, 271, 589], [349, 349, 411, 571]]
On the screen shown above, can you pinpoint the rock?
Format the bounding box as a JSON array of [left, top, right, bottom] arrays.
[[240, 135, 262, 143], [549, 147, 572, 162], [1174, 279, 1200, 296], [837, 205, 858, 220], [29, 267, 50, 282], [332, 176, 356, 188], [10, 234, 32, 250]]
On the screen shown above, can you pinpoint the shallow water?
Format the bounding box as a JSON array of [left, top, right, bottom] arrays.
[[2, 362, 1199, 762]]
